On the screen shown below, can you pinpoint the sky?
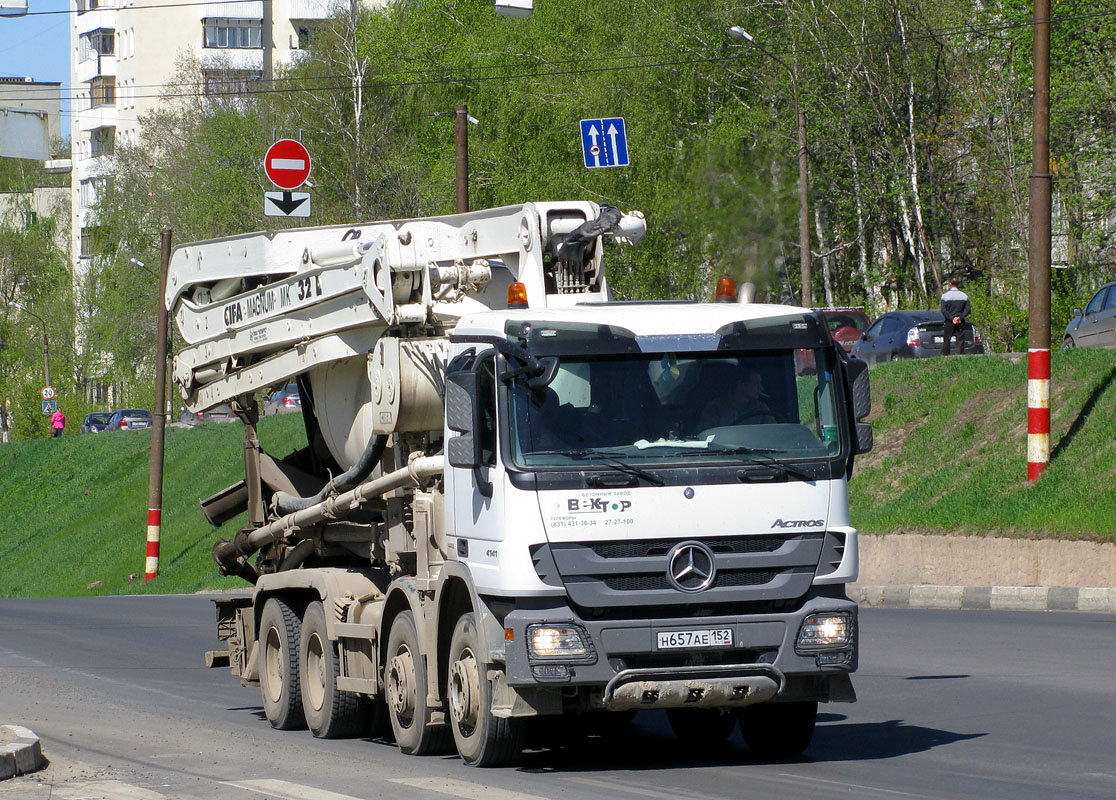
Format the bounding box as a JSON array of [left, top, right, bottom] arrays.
[[0, 0, 71, 138]]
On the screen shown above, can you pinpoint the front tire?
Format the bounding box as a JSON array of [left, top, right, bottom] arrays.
[[1063, 336, 1075, 350], [259, 597, 305, 730], [737, 700, 817, 759], [447, 612, 526, 766], [300, 600, 367, 738], [385, 610, 451, 755]]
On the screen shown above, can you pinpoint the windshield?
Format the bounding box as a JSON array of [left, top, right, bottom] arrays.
[[508, 348, 843, 468]]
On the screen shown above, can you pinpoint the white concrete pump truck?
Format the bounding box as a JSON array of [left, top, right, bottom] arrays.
[[175, 201, 873, 766]]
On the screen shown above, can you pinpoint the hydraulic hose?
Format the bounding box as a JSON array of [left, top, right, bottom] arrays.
[[272, 433, 389, 515]]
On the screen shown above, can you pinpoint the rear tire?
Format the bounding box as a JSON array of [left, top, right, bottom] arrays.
[[259, 597, 305, 730], [737, 701, 817, 759], [385, 611, 452, 755], [447, 612, 526, 766], [667, 708, 736, 746], [300, 600, 367, 738]]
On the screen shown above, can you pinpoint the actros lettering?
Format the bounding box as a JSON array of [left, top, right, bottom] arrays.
[[771, 518, 824, 529]]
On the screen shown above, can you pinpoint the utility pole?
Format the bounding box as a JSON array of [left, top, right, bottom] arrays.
[[455, 104, 469, 213], [146, 229, 172, 581], [1027, 1, 1052, 482], [727, 28, 812, 307]]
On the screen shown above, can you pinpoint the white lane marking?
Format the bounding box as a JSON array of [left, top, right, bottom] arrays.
[[389, 777, 551, 800], [775, 772, 930, 798], [563, 775, 730, 800], [221, 779, 365, 800], [270, 158, 306, 171], [49, 781, 172, 799]]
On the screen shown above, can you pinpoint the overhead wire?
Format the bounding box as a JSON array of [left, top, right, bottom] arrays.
[[3, 7, 1116, 105]]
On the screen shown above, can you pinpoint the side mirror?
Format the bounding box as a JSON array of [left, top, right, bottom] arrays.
[[1073, 307, 1083, 318], [845, 358, 873, 454], [446, 371, 482, 469]]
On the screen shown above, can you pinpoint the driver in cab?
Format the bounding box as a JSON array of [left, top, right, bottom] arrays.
[[699, 367, 777, 429]]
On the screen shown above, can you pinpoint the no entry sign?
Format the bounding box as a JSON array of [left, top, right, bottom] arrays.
[[264, 139, 311, 190]]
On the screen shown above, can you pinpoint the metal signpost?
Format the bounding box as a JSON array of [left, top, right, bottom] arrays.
[[263, 139, 312, 218], [579, 117, 629, 169]]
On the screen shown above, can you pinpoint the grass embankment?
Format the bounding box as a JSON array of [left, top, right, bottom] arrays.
[[0, 415, 307, 598], [850, 348, 1116, 541], [2, 350, 1114, 598]]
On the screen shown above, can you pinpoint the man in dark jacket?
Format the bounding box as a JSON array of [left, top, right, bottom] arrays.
[[940, 277, 972, 355]]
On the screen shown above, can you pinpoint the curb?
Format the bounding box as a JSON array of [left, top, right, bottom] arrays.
[[850, 585, 1116, 612], [0, 724, 44, 780]]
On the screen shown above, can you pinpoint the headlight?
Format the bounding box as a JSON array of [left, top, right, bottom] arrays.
[[796, 612, 853, 651], [527, 624, 591, 659]]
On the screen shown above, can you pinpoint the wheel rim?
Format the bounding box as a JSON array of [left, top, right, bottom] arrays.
[[263, 625, 284, 704], [306, 631, 326, 712], [448, 645, 480, 737], [387, 645, 417, 728]]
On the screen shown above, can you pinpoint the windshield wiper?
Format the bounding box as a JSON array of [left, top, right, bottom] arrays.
[[524, 448, 665, 486], [696, 444, 815, 481]]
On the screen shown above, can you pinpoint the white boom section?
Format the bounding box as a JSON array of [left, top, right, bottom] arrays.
[[167, 202, 638, 411]]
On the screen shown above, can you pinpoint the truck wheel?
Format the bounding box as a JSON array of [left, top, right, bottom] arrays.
[[385, 610, 451, 755], [300, 600, 366, 738], [666, 708, 736, 746], [737, 700, 817, 759], [447, 612, 526, 766], [259, 597, 305, 730]]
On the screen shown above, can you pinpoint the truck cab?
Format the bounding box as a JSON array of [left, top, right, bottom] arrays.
[[440, 299, 870, 750]]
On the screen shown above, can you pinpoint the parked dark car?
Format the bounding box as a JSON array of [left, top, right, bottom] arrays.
[[264, 384, 301, 416], [105, 408, 153, 431], [80, 412, 112, 434], [179, 403, 237, 425], [1062, 281, 1116, 349], [851, 310, 984, 364]]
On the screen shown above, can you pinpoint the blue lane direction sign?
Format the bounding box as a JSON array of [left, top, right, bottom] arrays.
[[580, 117, 629, 168]]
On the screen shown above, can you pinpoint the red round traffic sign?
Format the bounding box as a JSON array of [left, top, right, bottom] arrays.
[[264, 139, 311, 190]]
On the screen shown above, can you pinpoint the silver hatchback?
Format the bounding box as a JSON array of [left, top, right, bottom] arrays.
[[1063, 282, 1116, 349]]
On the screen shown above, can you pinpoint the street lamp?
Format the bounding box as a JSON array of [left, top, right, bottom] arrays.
[[728, 26, 813, 307], [8, 301, 51, 388]]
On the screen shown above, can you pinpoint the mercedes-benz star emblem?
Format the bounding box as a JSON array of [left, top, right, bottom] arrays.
[[665, 541, 716, 593]]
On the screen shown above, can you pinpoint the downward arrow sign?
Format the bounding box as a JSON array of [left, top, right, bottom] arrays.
[[269, 191, 308, 215]]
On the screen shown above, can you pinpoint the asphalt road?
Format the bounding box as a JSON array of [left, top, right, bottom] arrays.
[[0, 596, 1113, 800]]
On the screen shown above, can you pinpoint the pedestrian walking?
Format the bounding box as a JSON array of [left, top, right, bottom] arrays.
[[51, 407, 66, 438], [940, 277, 972, 355]]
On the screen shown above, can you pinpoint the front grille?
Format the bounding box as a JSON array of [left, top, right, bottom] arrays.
[[544, 533, 825, 609], [602, 569, 781, 592], [592, 536, 785, 559]]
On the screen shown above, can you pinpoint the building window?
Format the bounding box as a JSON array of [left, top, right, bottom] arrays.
[[90, 126, 116, 157], [203, 18, 262, 49], [79, 178, 97, 208], [90, 76, 116, 107], [80, 29, 115, 62], [80, 226, 105, 259], [202, 69, 262, 97]]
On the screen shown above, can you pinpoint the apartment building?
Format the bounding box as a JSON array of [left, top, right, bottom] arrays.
[[69, 0, 357, 270]]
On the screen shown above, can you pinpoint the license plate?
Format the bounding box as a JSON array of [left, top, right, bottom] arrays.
[[933, 336, 943, 344], [656, 628, 733, 649]]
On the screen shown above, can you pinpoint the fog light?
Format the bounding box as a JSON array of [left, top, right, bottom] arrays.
[[796, 613, 852, 651], [531, 664, 570, 680], [527, 624, 590, 659], [816, 650, 852, 667]]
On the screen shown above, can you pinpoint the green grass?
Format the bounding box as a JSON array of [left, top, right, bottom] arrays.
[[3, 351, 1113, 598], [850, 348, 1116, 540], [0, 415, 307, 598]]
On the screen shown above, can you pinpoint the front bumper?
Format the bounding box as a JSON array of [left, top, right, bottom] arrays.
[[501, 593, 857, 710]]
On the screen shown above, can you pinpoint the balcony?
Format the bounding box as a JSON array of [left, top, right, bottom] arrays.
[[75, 55, 116, 85]]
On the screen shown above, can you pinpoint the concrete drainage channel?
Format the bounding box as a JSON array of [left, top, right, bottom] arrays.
[[0, 724, 45, 780]]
